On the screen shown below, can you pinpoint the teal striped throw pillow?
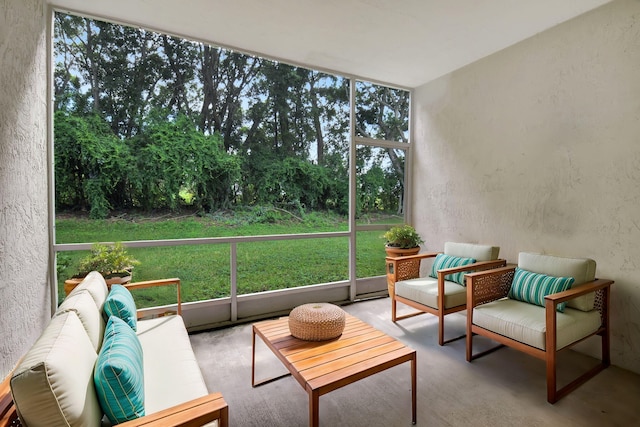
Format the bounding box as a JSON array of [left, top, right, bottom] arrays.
[[508, 267, 575, 312], [94, 316, 145, 424], [429, 253, 477, 286], [103, 284, 137, 331]]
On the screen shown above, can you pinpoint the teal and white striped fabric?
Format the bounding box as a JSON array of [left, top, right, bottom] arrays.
[[429, 253, 477, 286], [508, 267, 575, 312], [94, 316, 145, 424], [103, 284, 138, 331]]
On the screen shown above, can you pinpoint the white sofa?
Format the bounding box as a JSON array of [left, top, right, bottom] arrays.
[[3, 272, 228, 427]]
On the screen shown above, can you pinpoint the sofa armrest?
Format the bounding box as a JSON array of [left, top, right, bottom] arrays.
[[118, 393, 228, 427], [466, 265, 516, 308], [125, 278, 182, 316]]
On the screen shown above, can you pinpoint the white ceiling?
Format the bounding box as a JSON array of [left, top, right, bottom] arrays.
[[48, 0, 612, 88]]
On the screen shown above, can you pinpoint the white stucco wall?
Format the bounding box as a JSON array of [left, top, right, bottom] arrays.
[[0, 0, 50, 378], [412, 0, 640, 374]]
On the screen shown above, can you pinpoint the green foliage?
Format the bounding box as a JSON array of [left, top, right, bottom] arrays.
[[77, 242, 140, 277], [54, 111, 134, 218], [383, 224, 423, 249], [53, 13, 409, 220]]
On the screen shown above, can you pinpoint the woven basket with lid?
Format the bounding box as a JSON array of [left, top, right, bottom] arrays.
[[288, 303, 346, 341]]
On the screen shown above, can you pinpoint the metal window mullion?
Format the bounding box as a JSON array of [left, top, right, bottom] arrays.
[[230, 242, 237, 321]]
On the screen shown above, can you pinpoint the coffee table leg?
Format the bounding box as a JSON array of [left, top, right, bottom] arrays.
[[411, 353, 417, 425], [309, 389, 319, 427]]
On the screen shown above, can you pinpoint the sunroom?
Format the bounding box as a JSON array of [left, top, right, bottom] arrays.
[[2, 0, 640, 425]]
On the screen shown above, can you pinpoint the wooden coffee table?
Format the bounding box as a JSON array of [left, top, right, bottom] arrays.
[[252, 313, 417, 426]]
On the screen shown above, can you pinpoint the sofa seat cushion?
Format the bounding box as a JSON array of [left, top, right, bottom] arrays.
[[136, 315, 209, 414], [11, 311, 102, 427], [395, 277, 466, 309], [473, 299, 602, 350]]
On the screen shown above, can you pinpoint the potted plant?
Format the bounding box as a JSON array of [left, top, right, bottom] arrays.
[[64, 242, 140, 295], [383, 224, 424, 257]]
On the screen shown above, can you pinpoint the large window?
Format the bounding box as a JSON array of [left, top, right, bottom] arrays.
[[52, 12, 410, 306]]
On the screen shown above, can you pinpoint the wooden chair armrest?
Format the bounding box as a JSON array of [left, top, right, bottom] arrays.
[[385, 251, 439, 262], [544, 278, 614, 306], [437, 259, 506, 276], [118, 393, 228, 427], [466, 266, 517, 308], [124, 278, 182, 316]]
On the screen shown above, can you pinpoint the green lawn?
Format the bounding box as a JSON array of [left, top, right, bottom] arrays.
[[56, 212, 399, 306]]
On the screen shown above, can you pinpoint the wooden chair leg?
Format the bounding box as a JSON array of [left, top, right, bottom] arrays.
[[466, 327, 473, 362], [546, 350, 558, 403], [391, 296, 397, 322], [438, 312, 444, 346]]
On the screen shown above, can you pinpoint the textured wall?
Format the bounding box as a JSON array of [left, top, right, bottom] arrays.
[[412, 0, 640, 374], [0, 0, 50, 379]]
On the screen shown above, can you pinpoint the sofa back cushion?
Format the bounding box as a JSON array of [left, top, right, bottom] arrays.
[[518, 252, 597, 311], [56, 289, 106, 351], [444, 242, 499, 262], [68, 271, 109, 310], [11, 311, 102, 427]]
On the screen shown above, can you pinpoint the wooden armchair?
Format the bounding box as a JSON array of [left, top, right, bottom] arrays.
[[465, 252, 614, 403], [386, 242, 505, 345]]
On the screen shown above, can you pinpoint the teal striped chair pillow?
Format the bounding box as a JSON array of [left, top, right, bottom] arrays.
[[94, 316, 145, 424], [103, 284, 137, 331], [508, 267, 575, 312], [429, 253, 477, 286]]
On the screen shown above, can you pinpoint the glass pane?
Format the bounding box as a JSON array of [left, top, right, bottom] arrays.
[[355, 81, 409, 142], [54, 11, 350, 240], [356, 230, 386, 278], [355, 145, 406, 220], [57, 245, 231, 306], [236, 238, 349, 295]]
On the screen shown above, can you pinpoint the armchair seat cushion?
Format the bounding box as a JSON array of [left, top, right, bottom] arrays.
[[395, 277, 466, 309], [473, 299, 601, 350]]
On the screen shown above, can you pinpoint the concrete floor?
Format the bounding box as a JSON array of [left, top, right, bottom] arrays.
[[190, 297, 640, 426]]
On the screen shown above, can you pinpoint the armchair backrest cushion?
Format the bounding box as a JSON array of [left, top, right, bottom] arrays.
[[518, 252, 597, 311], [444, 242, 500, 262]]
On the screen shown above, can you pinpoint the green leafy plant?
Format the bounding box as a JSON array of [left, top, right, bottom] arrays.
[[383, 224, 423, 249], [76, 242, 140, 278]]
